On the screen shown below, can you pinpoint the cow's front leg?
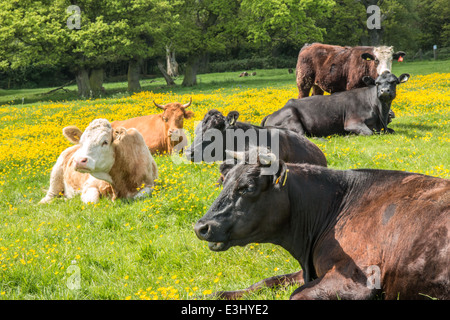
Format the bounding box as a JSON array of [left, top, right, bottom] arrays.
[[344, 121, 373, 136], [211, 271, 304, 300], [290, 267, 376, 300], [39, 157, 65, 204], [81, 187, 100, 204]]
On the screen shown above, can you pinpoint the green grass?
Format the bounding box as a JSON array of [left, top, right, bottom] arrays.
[[0, 60, 448, 300]]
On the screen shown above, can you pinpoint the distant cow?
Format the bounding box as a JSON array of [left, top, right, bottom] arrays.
[[262, 72, 410, 136], [40, 119, 158, 204], [111, 98, 194, 155], [296, 43, 405, 98], [239, 72, 249, 77], [194, 149, 449, 300], [184, 110, 327, 168]]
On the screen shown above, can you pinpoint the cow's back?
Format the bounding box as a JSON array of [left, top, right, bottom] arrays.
[[278, 129, 328, 167], [330, 171, 449, 299], [109, 128, 157, 198]]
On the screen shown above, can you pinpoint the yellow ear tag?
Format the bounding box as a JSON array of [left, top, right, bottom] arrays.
[[275, 177, 280, 184], [282, 169, 289, 186]]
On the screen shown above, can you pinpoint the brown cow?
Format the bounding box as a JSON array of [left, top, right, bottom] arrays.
[[195, 149, 449, 300], [40, 119, 158, 204], [111, 98, 194, 155], [296, 43, 406, 98]]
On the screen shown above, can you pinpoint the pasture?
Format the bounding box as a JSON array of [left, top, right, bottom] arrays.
[[0, 60, 448, 299]]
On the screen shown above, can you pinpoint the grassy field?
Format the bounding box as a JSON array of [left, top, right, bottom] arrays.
[[0, 60, 448, 300]]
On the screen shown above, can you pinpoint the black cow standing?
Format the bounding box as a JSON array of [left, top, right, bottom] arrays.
[[261, 72, 410, 136], [184, 109, 327, 167]]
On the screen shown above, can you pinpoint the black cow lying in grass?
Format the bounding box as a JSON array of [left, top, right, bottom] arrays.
[[261, 72, 410, 137], [184, 109, 327, 167], [194, 148, 449, 300]]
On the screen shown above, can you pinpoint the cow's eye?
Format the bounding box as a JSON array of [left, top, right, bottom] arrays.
[[102, 141, 108, 146], [239, 184, 255, 195]]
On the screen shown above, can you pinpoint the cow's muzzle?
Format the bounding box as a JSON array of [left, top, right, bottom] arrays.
[[168, 128, 183, 141], [74, 157, 94, 172], [194, 220, 229, 251]]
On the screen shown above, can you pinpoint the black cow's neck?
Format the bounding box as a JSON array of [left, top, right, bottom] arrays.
[[377, 96, 393, 130], [278, 165, 353, 283]]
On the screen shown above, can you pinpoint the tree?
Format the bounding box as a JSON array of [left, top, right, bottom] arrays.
[[320, 0, 367, 47], [163, 0, 241, 87], [0, 0, 173, 96], [0, 1, 65, 76], [416, 0, 450, 50], [240, 0, 335, 53]]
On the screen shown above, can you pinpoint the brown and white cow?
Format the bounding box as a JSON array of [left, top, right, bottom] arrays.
[[111, 98, 194, 155], [195, 149, 449, 300], [39, 119, 158, 204], [296, 43, 406, 98]]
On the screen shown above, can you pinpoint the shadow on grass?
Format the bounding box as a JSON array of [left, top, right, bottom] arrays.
[[391, 122, 440, 138], [0, 70, 296, 107]]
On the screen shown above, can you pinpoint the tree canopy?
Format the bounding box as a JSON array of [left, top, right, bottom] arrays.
[[0, 0, 448, 91]]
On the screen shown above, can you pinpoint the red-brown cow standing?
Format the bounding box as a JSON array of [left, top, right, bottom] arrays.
[[296, 43, 405, 98]]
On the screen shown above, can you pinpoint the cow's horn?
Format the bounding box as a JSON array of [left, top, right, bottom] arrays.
[[259, 152, 277, 165], [154, 101, 165, 109], [183, 97, 192, 108], [225, 150, 245, 161]]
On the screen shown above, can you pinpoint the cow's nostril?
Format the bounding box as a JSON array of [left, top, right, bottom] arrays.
[[80, 158, 88, 163], [195, 222, 210, 240]]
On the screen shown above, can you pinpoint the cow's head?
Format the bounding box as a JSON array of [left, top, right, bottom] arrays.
[[154, 98, 194, 143], [361, 46, 406, 75], [63, 119, 128, 184], [185, 109, 239, 162], [194, 148, 290, 251], [363, 71, 410, 101]]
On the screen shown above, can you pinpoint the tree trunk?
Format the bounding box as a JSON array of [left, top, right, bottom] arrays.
[[89, 68, 104, 97], [367, 28, 382, 46], [182, 55, 200, 87], [75, 68, 91, 98], [157, 60, 176, 86], [127, 59, 142, 93], [362, 0, 383, 46], [166, 45, 179, 77]]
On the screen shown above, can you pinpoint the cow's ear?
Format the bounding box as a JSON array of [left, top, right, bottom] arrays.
[[392, 51, 406, 60], [272, 160, 288, 190], [397, 73, 410, 84], [361, 53, 376, 61], [226, 111, 239, 127], [184, 110, 194, 119], [362, 76, 376, 86], [63, 126, 83, 144], [113, 127, 128, 143]]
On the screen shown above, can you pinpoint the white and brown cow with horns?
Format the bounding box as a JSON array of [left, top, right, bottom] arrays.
[[40, 119, 158, 204]]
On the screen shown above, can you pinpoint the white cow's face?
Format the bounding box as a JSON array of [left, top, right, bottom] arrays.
[[72, 119, 115, 178], [372, 46, 394, 75]]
